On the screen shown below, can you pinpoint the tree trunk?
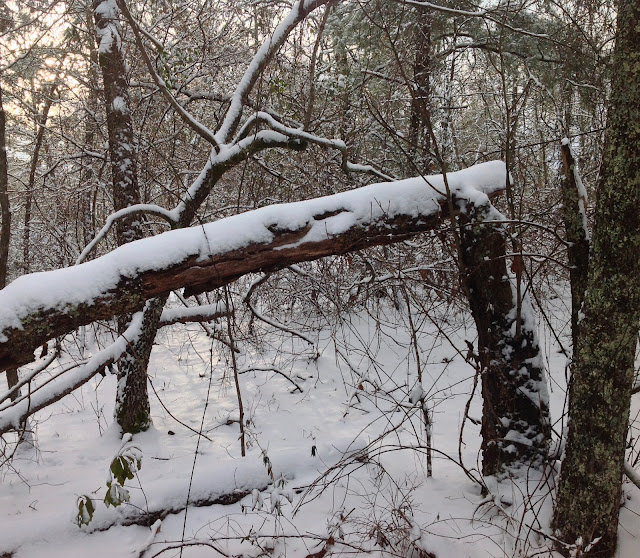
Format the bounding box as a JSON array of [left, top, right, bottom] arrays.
[[0, 78, 10, 289], [409, 5, 433, 174], [0, 78, 17, 399], [459, 200, 550, 476], [94, 0, 149, 433], [553, 0, 640, 555], [22, 83, 56, 274], [560, 141, 590, 353]]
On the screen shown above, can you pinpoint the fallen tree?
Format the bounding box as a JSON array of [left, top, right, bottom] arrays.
[[0, 160, 506, 373]]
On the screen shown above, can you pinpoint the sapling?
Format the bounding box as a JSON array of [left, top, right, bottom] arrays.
[[75, 433, 142, 526]]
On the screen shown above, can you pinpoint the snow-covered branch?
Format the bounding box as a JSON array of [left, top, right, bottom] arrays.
[[215, 0, 332, 144], [395, 0, 551, 40], [159, 302, 230, 327], [235, 111, 394, 181], [0, 161, 506, 372]]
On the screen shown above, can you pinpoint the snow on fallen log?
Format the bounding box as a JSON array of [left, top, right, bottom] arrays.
[[0, 161, 506, 372]]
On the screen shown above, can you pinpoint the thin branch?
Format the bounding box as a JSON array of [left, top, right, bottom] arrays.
[[76, 204, 178, 264], [238, 367, 304, 393]]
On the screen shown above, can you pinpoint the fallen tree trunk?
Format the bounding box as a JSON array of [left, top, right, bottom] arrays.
[[0, 161, 506, 372]]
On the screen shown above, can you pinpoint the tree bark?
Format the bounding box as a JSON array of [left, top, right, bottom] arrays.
[[553, 0, 640, 555], [459, 201, 550, 476], [409, 5, 433, 174]]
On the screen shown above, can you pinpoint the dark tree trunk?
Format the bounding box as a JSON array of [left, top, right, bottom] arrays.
[[0, 78, 16, 399], [22, 83, 56, 274], [553, 0, 640, 555], [459, 200, 550, 476], [409, 5, 433, 174], [94, 0, 149, 433], [560, 141, 590, 353]]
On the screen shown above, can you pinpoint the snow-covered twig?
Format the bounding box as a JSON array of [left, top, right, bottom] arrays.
[[239, 366, 304, 393], [243, 274, 314, 345], [396, 0, 552, 40], [135, 519, 162, 558], [0, 350, 57, 407], [159, 301, 230, 326], [235, 111, 395, 182], [625, 460, 640, 490]]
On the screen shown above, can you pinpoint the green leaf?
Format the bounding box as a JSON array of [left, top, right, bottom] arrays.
[[76, 495, 95, 527]]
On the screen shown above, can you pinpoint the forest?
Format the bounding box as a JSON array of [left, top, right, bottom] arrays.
[[0, 1, 639, 557]]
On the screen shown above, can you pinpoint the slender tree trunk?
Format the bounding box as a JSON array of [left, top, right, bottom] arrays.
[[459, 200, 550, 476], [80, 9, 99, 250], [23, 83, 56, 274], [94, 0, 149, 433], [0, 79, 9, 289], [559, 141, 589, 353], [409, 6, 433, 174], [553, 1, 640, 555], [0, 77, 17, 399]]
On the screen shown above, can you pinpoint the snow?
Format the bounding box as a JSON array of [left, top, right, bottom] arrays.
[[94, 0, 121, 55], [0, 161, 506, 338], [110, 96, 127, 114], [0, 287, 639, 557]]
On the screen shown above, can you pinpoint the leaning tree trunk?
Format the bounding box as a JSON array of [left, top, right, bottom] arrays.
[[459, 199, 550, 476], [552, 0, 640, 555], [94, 0, 150, 434]]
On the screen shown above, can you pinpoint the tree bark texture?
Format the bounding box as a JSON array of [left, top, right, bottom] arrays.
[[459, 201, 550, 476], [94, 0, 149, 433], [94, 0, 143, 245], [0, 184, 504, 373], [553, 0, 640, 555]]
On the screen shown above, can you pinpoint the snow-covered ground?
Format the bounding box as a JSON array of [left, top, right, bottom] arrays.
[[1, 289, 638, 558]]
